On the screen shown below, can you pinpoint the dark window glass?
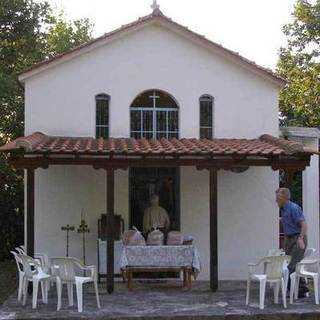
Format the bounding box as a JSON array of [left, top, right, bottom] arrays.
[[130, 90, 179, 139], [96, 94, 109, 139], [200, 95, 213, 139], [130, 110, 141, 132]]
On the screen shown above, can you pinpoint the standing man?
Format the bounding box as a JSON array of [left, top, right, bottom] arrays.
[[276, 187, 309, 297]]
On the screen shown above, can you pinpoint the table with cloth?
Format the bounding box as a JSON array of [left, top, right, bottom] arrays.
[[120, 245, 201, 290]]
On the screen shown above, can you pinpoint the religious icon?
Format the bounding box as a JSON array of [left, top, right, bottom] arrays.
[[61, 224, 75, 257]]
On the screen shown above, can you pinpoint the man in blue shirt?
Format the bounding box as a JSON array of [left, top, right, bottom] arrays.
[[276, 187, 308, 297]]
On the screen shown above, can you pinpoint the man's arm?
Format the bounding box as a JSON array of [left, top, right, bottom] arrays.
[[300, 220, 308, 237]]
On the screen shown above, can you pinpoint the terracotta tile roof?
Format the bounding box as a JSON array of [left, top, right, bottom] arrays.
[[18, 10, 285, 86], [0, 132, 309, 157]]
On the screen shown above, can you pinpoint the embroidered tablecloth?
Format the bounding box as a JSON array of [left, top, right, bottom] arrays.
[[120, 245, 201, 274]]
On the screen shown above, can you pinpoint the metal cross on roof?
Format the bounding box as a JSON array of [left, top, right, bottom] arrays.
[[151, 0, 160, 12]]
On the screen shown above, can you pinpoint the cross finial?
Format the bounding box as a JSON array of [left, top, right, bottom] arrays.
[[151, 0, 160, 13]]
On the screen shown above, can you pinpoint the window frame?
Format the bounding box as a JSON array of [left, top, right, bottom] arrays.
[[199, 94, 214, 139], [95, 93, 110, 139]]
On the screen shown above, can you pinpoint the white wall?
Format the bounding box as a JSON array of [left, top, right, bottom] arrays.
[[181, 166, 278, 280], [24, 22, 280, 280], [25, 23, 279, 139]]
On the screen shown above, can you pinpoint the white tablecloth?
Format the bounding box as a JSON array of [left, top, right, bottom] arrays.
[[120, 245, 201, 274]]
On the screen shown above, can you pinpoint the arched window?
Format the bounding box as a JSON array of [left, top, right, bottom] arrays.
[[130, 90, 179, 139], [95, 93, 110, 139], [199, 94, 214, 139]]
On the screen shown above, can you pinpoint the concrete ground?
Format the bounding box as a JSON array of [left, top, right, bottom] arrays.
[[1, 280, 320, 319]]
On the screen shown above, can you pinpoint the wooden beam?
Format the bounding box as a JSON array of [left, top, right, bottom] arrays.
[[209, 168, 218, 291], [26, 169, 35, 257], [106, 168, 115, 294], [9, 156, 311, 171]]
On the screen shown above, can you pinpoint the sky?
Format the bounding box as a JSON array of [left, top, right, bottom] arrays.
[[45, 0, 298, 70]]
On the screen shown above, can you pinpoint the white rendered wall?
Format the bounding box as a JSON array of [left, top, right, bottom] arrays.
[[180, 166, 279, 280], [24, 23, 280, 279], [24, 23, 279, 138]]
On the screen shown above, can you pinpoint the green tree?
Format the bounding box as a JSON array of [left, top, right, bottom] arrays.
[[277, 0, 320, 127], [46, 13, 93, 57], [0, 0, 93, 259]]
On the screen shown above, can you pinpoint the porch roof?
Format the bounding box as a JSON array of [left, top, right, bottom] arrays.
[[0, 131, 310, 156], [0, 132, 313, 170]]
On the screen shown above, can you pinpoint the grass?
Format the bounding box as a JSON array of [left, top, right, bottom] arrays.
[[0, 260, 17, 305]]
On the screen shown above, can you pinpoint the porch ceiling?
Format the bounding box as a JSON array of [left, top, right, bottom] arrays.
[[0, 131, 313, 170]]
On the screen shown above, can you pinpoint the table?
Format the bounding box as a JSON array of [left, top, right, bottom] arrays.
[[120, 245, 201, 290]]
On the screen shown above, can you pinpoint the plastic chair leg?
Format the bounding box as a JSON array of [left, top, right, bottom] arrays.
[[75, 281, 83, 312], [294, 276, 300, 300], [56, 278, 62, 311], [32, 280, 39, 309], [94, 280, 101, 309], [41, 281, 48, 304], [259, 279, 266, 310], [18, 275, 23, 301], [22, 278, 28, 306], [274, 282, 280, 304], [67, 283, 74, 306], [290, 273, 296, 304], [313, 275, 319, 305], [281, 278, 287, 308], [246, 279, 250, 305]]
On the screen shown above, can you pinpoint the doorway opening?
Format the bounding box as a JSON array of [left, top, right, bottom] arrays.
[[129, 167, 180, 233]]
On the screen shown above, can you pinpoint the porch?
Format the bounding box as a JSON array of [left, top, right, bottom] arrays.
[[1, 281, 320, 319], [0, 132, 314, 293]]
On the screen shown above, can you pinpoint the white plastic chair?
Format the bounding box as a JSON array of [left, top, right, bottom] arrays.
[[50, 257, 100, 312], [20, 254, 62, 310], [246, 255, 290, 309], [11, 251, 25, 302], [267, 249, 285, 256], [290, 258, 319, 305], [15, 247, 25, 255]]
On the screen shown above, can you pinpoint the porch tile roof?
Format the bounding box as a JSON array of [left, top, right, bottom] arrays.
[[0, 132, 308, 157]]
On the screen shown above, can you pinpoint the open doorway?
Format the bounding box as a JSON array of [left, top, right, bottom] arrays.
[[129, 167, 180, 233]]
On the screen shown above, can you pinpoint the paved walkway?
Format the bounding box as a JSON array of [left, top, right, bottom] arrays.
[[1, 281, 320, 319]]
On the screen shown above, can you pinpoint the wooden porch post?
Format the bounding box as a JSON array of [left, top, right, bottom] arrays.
[[26, 169, 35, 257], [209, 168, 218, 291], [106, 168, 115, 294]]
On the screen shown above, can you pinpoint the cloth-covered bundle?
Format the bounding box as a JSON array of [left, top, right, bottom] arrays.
[[167, 231, 183, 245], [123, 227, 146, 246], [147, 229, 164, 246], [183, 235, 194, 245]]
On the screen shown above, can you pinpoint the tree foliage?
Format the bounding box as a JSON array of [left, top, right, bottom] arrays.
[[277, 0, 320, 127], [0, 0, 93, 260]]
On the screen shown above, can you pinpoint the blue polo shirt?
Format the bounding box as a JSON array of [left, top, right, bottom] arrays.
[[280, 201, 305, 236]]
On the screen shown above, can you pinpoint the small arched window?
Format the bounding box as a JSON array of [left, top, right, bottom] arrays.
[[199, 94, 214, 139], [95, 93, 110, 139]]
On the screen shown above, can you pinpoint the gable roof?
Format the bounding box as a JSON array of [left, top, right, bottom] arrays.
[[18, 8, 286, 87]]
